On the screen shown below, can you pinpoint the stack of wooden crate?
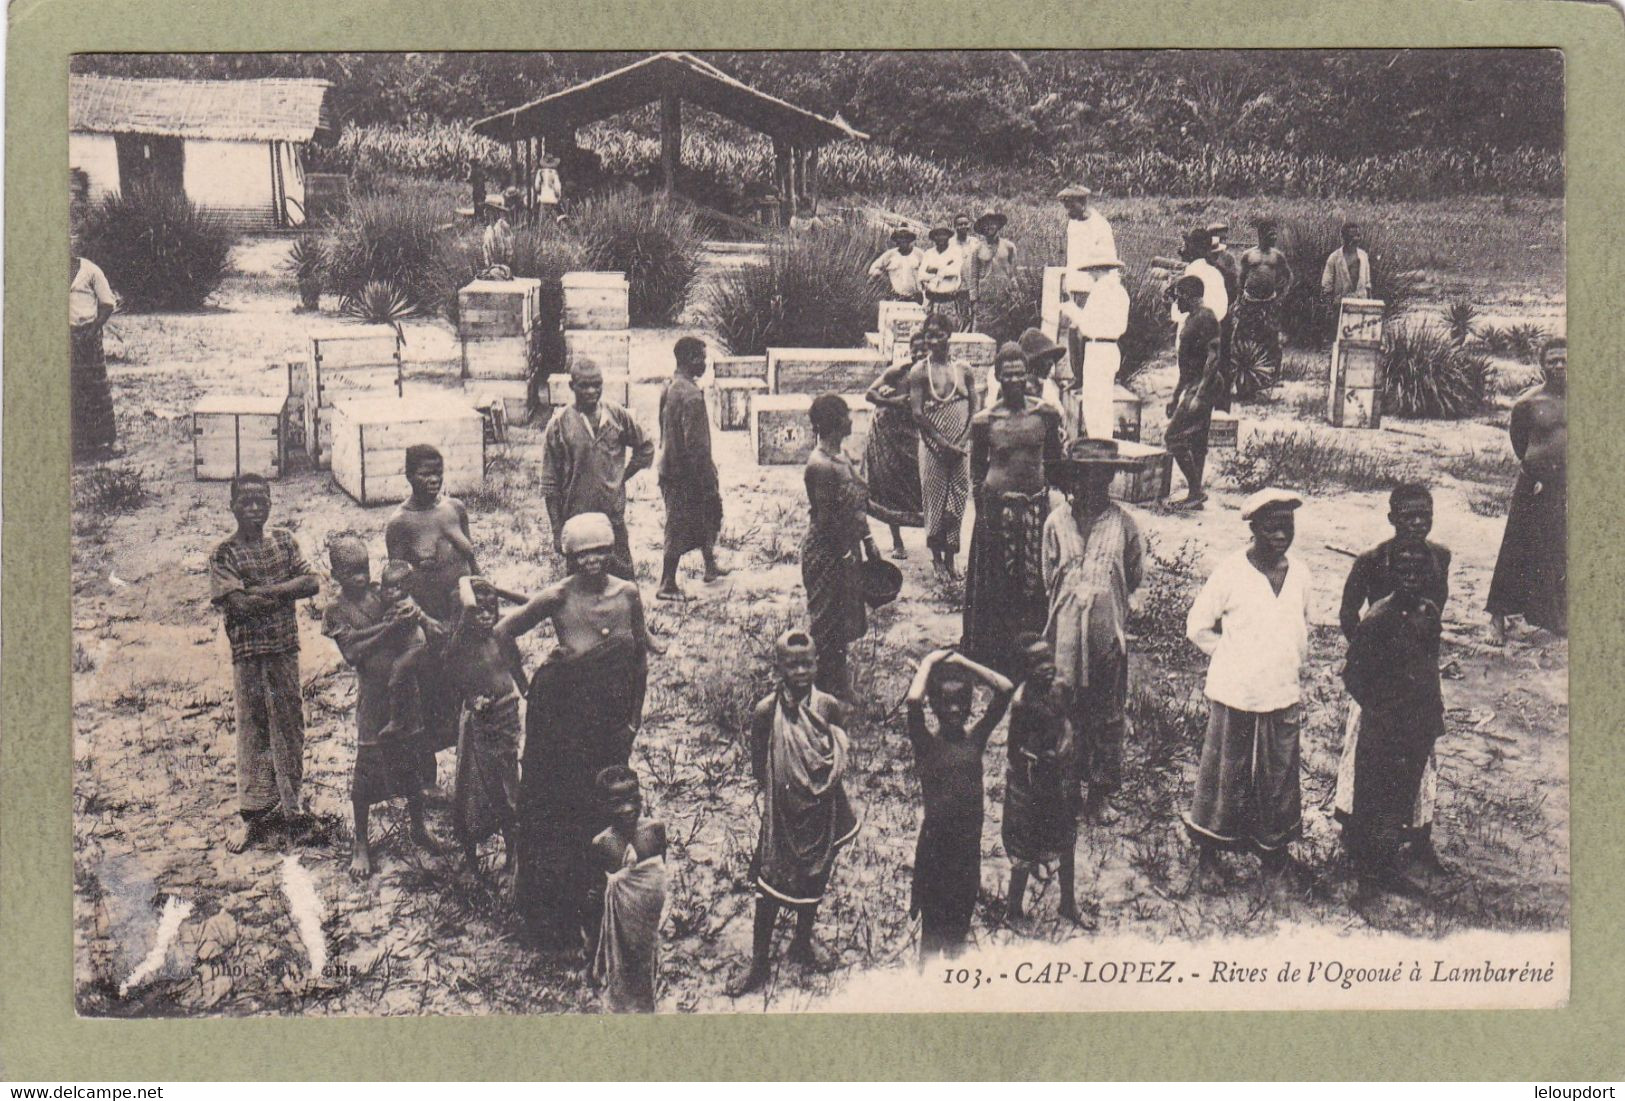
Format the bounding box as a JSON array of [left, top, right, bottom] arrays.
[[192, 394, 289, 481], [876, 301, 926, 364], [302, 330, 404, 470], [556, 272, 632, 408], [709, 355, 769, 432], [459, 277, 542, 422]]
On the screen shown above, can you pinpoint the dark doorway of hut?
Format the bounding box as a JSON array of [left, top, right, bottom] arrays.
[[114, 133, 184, 199]]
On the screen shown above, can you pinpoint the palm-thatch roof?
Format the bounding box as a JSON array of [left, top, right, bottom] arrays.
[[69, 75, 335, 143], [472, 52, 866, 146]]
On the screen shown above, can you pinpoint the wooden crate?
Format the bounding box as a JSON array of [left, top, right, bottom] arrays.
[[458, 278, 542, 338], [709, 377, 768, 432], [751, 393, 872, 466], [1209, 411, 1238, 449], [561, 271, 629, 330], [463, 378, 531, 425], [193, 394, 287, 481], [1331, 386, 1381, 430], [865, 332, 882, 352], [1108, 441, 1173, 505], [564, 329, 631, 377], [328, 396, 485, 507], [1112, 384, 1143, 443], [766, 347, 887, 395], [712, 355, 768, 381], [547, 372, 631, 409], [303, 333, 404, 469], [877, 301, 925, 363], [948, 332, 997, 371], [1328, 299, 1385, 428], [461, 334, 532, 380]]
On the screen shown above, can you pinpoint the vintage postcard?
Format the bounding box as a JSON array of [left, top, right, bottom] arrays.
[[66, 47, 1568, 1019]]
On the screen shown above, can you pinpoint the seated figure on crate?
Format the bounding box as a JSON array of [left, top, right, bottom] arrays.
[[541, 361, 655, 582]]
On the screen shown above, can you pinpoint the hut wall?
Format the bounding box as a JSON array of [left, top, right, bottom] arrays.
[[183, 138, 277, 230], [68, 133, 120, 202]]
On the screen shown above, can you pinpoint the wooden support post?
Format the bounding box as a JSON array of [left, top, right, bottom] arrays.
[[509, 141, 521, 189], [806, 145, 821, 211], [772, 139, 791, 225], [525, 137, 536, 216], [661, 90, 682, 195], [792, 147, 807, 214]]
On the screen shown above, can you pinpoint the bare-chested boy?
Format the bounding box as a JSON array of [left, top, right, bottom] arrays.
[[449, 576, 526, 877], [321, 538, 444, 879], [373, 561, 439, 741], [904, 647, 1013, 962], [589, 766, 668, 1014]]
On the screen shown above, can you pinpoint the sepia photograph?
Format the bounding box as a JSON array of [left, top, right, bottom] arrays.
[[65, 47, 1568, 1019]]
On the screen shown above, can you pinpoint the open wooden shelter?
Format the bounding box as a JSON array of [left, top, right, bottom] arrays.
[[471, 52, 866, 223]]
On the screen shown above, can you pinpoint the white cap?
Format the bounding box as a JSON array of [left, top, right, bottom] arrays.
[[1240, 487, 1304, 522]]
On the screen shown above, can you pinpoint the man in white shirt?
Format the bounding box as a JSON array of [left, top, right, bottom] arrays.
[[919, 227, 966, 329], [868, 227, 924, 302], [1321, 221, 1372, 303], [1170, 228, 1229, 328], [1057, 250, 1130, 440], [70, 233, 118, 459], [1182, 489, 1313, 897], [1058, 184, 1115, 296], [533, 154, 563, 223]]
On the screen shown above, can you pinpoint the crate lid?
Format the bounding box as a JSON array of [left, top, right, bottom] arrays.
[[333, 395, 482, 425], [561, 271, 628, 288], [460, 278, 543, 295], [194, 393, 286, 416]]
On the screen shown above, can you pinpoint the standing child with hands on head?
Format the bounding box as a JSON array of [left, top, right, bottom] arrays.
[[904, 647, 1014, 962], [448, 576, 527, 879], [322, 538, 446, 879], [209, 474, 321, 853]]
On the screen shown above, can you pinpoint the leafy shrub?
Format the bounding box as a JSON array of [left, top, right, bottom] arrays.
[[1443, 298, 1479, 345], [1229, 338, 1278, 402], [1128, 538, 1205, 658], [700, 218, 885, 355], [318, 191, 450, 313], [1503, 322, 1550, 365], [285, 236, 326, 309], [339, 280, 422, 326], [79, 184, 236, 311], [1381, 320, 1494, 419], [971, 264, 1046, 347], [1276, 216, 1422, 350], [1474, 322, 1514, 358], [1222, 428, 1418, 494], [1118, 264, 1174, 382], [564, 188, 703, 325], [73, 464, 149, 514]]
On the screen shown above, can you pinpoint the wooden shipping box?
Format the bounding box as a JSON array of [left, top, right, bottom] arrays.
[[303, 331, 404, 469], [751, 392, 872, 466], [457, 278, 542, 338], [712, 355, 768, 381], [193, 394, 287, 481], [708, 377, 769, 432], [1208, 410, 1239, 449], [546, 373, 631, 409], [877, 301, 926, 364], [460, 334, 532, 380], [1113, 384, 1143, 443], [766, 347, 888, 395], [1328, 298, 1385, 428], [1107, 440, 1174, 505], [329, 396, 485, 507], [948, 332, 997, 370], [563, 329, 631, 377], [561, 271, 629, 331]]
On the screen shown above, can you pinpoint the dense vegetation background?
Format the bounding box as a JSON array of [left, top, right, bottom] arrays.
[[72, 50, 1563, 191]]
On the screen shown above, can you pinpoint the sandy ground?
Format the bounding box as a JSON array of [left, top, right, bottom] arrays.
[[73, 233, 1567, 1017]]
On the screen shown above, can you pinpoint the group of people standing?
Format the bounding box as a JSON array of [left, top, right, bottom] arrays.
[[195, 174, 1567, 1009], [867, 209, 1020, 331]]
